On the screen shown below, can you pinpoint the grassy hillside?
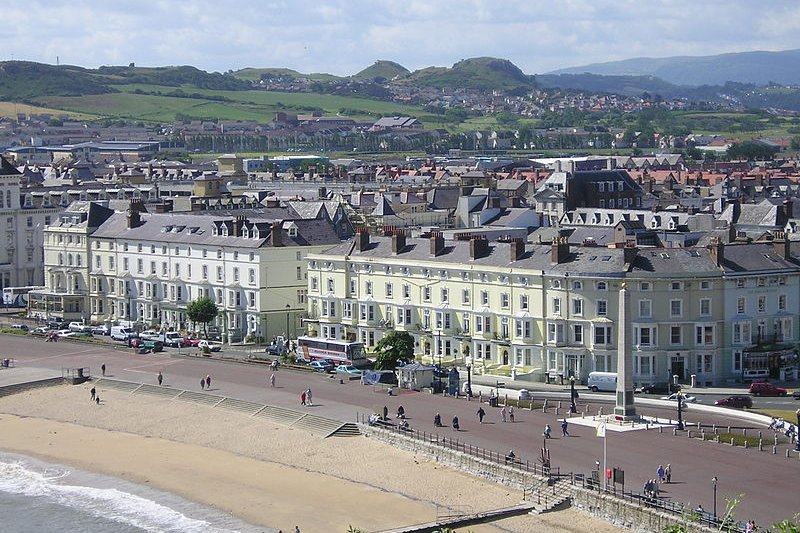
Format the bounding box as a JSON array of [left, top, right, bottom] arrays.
[[0, 61, 113, 99], [232, 67, 342, 82], [537, 73, 683, 98], [404, 57, 532, 90], [0, 101, 97, 120], [353, 60, 409, 81]]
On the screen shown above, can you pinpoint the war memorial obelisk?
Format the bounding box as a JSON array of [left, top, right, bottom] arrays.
[[615, 283, 637, 419]]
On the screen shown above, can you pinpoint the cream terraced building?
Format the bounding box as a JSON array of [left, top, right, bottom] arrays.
[[35, 200, 341, 342], [305, 230, 800, 386]]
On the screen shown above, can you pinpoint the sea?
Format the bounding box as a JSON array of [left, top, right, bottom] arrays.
[[0, 452, 273, 533]]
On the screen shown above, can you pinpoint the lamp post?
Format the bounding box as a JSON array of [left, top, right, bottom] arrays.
[[436, 329, 442, 392], [285, 303, 291, 352], [569, 375, 577, 413], [795, 409, 800, 452], [676, 390, 684, 430], [711, 476, 718, 521], [466, 356, 472, 399]]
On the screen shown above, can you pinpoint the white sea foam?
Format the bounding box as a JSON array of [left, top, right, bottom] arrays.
[[0, 459, 251, 533]]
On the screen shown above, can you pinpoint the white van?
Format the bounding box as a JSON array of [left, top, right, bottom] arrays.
[[587, 372, 617, 392], [110, 326, 136, 341]]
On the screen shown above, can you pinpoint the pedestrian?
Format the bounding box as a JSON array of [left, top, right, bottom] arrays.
[[101, 363, 106, 376], [269, 373, 276, 387], [157, 371, 163, 386], [294, 526, 301, 533], [500, 406, 507, 423], [745, 520, 755, 533], [306, 388, 313, 406], [434, 412, 442, 427], [544, 424, 552, 438], [90, 387, 96, 401], [95, 395, 100, 405], [509, 406, 515, 423], [452, 415, 460, 431], [205, 375, 211, 389], [657, 465, 665, 483], [396, 405, 405, 419], [300, 390, 307, 406], [381, 405, 388, 420], [561, 419, 569, 436], [665, 464, 672, 483], [200, 377, 205, 390], [476, 406, 485, 424], [505, 449, 516, 463]]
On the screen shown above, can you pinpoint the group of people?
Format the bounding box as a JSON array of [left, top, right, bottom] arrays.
[[542, 419, 569, 438], [769, 417, 798, 441], [300, 388, 313, 406], [433, 412, 460, 430], [89, 386, 100, 404], [199, 374, 211, 390], [643, 464, 672, 500]]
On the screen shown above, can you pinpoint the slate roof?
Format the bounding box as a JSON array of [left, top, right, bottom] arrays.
[[0, 155, 21, 175]]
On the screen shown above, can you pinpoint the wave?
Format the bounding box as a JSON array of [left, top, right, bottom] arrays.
[[0, 458, 255, 533]]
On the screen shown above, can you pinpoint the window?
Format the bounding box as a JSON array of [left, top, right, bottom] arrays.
[[594, 325, 612, 345], [695, 325, 714, 346], [402, 284, 410, 299], [365, 281, 373, 296], [462, 289, 470, 304], [297, 266, 302, 280], [635, 354, 655, 376], [551, 297, 561, 315], [441, 288, 449, 303], [573, 324, 583, 344], [422, 286, 430, 301], [670, 326, 682, 345], [737, 297, 746, 314], [757, 295, 766, 313], [462, 313, 470, 333], [596, 300, 607, 316], [547, 323, 564, 343], [670, 299, 682, 318], [386, 283, 394, 298], [638, 299, 651, 318], [310, 277, 318, 291], [757, 277, 765, 287], [671, 281, 682, 291], [639, 281, 651, 291], [736, 278, 746, 288], [596, 281, 608, 291], [248, 268, 255, 284], [342, 301, 353, 319], [696, 354, 713, 374], [480, 290, 489, 305], [327, 278, 335, 292], [216, 266, 223, 281], [501, 293, 510, 308], [700, 280, 711, 290], [551, 279, 561, 289], [572, 280, 582, 290], [349, 279, 356, 295], [779, 294, 787, 311], [733, 321, 751, 345], [515, 319, 531, 339], [572, 298, 583, 316], [699, 298, 711, 316], [634, 326, 656, 347]]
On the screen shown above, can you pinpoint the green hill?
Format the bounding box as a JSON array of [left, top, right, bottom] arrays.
[[404, 57, 533, 90], [353, 60, 409, 81], [232, 67, 342, 82], [0, 61, 113, 99], [536, 72, 684, 98], [97, 65, 250, 90]]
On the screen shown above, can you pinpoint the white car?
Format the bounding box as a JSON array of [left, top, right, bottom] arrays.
[[68, 322, 91, 333], [661, 393, 697, 403], [197, 340, 222, 352]]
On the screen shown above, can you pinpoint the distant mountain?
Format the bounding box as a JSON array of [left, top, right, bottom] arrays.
[[549, 49, 800, 87], [536, 73, 685, 98], [403, 57, 533, 90], [353, 60, 409, 81]]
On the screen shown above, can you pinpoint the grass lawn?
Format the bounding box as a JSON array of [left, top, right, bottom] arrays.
[[0, 101, 97, 120]]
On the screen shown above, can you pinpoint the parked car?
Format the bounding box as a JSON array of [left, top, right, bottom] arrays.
[[714, 395, 753, 409], [110, 326, 137, 341], [639, 383, 680, 395], [33, 326, 51, 334], [61, 331, 93, 338], [138, 330, 162, 341], [182, 337, 202, 347], [68, 322, 91, 333], [793, 390, 800, 400], [293, 356, 309, 365], [336, 364, 362, 375], [309, 361, 334, 373], [748, 382, 787, 397], [197, 340, 222, 352], [661, 393, 697, 403], [264, 345, 281, 356], [9, 324, 29, 332], [140, 340, 164, 352], [92, 325, 110, 336]]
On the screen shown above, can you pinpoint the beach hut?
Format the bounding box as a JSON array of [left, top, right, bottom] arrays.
[[397, 362, 435, 391]]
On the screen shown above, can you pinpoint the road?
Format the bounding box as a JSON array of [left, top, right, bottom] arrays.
[[1, 334, 798, 527]]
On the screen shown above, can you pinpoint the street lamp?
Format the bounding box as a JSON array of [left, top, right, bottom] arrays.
[[795, 409, 800, 452], [711, 476, 718, 521], [285, 303, 291, 349], [465, 356, 472, 398], [676, 390, 684, 430], [569, 375, 577, 413]]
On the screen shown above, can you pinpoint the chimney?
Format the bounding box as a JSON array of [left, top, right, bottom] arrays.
[[391, 229, 407, 255], [709, 237, 724, 267], [233, 215, 246, 237], [271, 220, 283, 247], [781, 199, 793, 222], [551, 237, 570, 264], [510, 238, 525, 261], [127, 200, 145, 228], [606, 157, 615, 170], [773, 230, 791, 259], [623, 244, 638, 268], [430, 232, 445, 257], [355, 228, 370, 252], [318, 186, 327, 199], [469, 235, 489, 260]]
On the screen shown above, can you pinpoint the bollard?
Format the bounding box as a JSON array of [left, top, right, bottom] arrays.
[[759, 431, 763, 440], [504, 394, 508, 406], [529, 400, 533, 411], [701, 429, 705, 439], [542, 405, 547, 413], [727, 426, 730, 434], [744, 440, 748, 449], [716, 435, 720, 443], [787, 449, 791, 458], [697, 422, 701, 430], [555, 408, 560, 416], [743, 428, 747, 437], [659, 426, 663, 434], [775, 435, 779, 446], [712, 424, 716, 433], [687, 430, 692, 438], [673, 428, 677, 436], [759, 439, 763, 451], [558, 401, 562, 409], [773, 445, 777, 454], [731, 437, 735, 446], [598, 406, 603, 416]]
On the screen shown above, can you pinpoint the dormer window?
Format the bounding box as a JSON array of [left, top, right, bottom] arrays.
[[242, 227, 249, 238], [253, 229, 259, 239], [288, 226, 297, 237]]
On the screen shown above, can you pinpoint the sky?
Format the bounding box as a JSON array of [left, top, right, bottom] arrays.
[[2, 0, 800, 76]]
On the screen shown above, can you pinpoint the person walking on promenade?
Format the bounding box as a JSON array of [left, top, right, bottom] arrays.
[[300, 390, 307, 406], [500, 406, 507, 423], [157, 371, 163, 386], [508, 406, 515, 423], [544, 424, 552, 438], [101, 364, 106, 376], [305, 388, 313, 406], [476, 406, 485, 424], [294, 526, 301, 533], [90, 387, 96, 401], [269, 373, 276, 387], [561, 419, 569, 436], [200, 377, 205, 390], [205, 375, 211, 390], [452, 415, 460, 431], [396, 405, 405, 419], [665, 464, 672, 483], [657, 465, 665, 483], [434, 413, 442, 427]]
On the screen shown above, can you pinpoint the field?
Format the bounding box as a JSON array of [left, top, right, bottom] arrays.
[[0, 101, 96, 120]]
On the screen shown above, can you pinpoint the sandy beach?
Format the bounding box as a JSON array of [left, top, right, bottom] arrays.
[[0, 383, 623, 533]]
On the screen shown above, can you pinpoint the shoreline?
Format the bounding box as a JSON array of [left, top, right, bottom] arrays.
[[0, 384, 625, 533]]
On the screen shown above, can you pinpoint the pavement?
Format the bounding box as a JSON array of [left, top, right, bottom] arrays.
[[1, 332, 799, 527]]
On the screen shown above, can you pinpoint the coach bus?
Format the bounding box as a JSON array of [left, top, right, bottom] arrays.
[[297, 336, 368, 367], [2, 286, 44, 308]]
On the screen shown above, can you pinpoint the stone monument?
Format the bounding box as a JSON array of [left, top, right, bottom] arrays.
[[615, 283, 637, 419]]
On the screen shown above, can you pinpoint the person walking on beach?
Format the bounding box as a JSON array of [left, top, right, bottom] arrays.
[[305, 388, 313, 406], [476, 406, 485, 424], [90, 387, 96, 401], [508, 406, 515, 423], [95, 395, 100, 405], [300, 390, 307, 406], [269, 373, 276, 387], [665, 464, 672, 483], [200, 377, 205, 390], [101, 363, 106, 376], [500, 406, 507, 423], [561, 419, 569, 436], [295, 526, 301, 533], [157, 371, 163, 386], [205, 375, 211, 390]]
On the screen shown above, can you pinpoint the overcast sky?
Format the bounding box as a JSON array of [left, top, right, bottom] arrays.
[[3, 0, 799, 76]]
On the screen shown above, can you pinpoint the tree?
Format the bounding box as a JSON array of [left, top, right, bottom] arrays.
[[373, 331, 414, 370], [185, 296, 218, 337]]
